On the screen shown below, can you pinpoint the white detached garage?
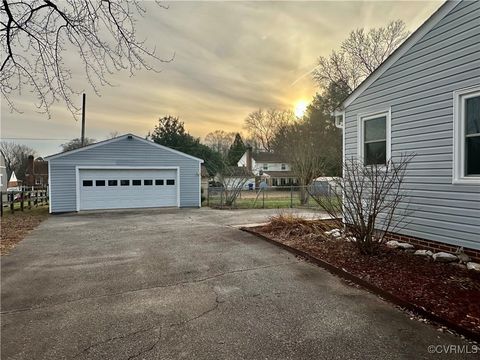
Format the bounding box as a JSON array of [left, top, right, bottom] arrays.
[[45, 134, 204, 213]]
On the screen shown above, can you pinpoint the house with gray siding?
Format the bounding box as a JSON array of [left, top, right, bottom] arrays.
[[45, 134, 203, 213], [0, 152, 7, 192], [334, 0, 480, 252]]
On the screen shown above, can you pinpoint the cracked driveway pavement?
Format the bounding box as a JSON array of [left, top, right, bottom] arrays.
[[1, 208, 471, 359]]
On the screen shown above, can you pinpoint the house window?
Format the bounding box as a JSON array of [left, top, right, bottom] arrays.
[[166, 179, 175, 185], [120, 180, 130, 186], [263, 164, 268, 170], [144, 180, 153, 185], [465, 95, 480, 175], [108, 180, 118, 186], [358, 110, 391, 166], [453, 87, 480, 184], [281, 164, 286, 170], [83, 180, 93, 187], [132, 180, 142, 186], [35, 177, 42, 185], [95, 180, 105, 186], [155, 179, 164, 185]]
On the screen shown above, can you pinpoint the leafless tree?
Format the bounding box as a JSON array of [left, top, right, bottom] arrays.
[[273, 121, 334, 204], [1, 0, 172, 118], [313, 20, 409, 93], [107, 131, 119, 139], [204, 130, 236, 156], [244, 109, 294, 152], [213, 162, 253, 207], [61, 137, 96, 152], [273, 99, 342, 204], [309, 155, 414, 255], [0, 141, 36, 180]]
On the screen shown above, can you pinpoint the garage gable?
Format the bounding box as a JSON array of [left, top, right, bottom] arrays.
[[45, 134, 204, 163]]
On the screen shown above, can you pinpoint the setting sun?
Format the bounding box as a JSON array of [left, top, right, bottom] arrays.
[[294, 100, 308, 118]]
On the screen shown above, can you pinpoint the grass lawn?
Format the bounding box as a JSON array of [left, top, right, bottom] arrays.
[[1, 205, 49, 255], [207, 191, 339, 210]]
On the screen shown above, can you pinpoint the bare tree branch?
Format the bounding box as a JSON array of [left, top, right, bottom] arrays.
[[313, 20, 409, 96], [0, 0, 173, 119]]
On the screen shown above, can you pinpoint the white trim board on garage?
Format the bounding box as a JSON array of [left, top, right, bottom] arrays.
[[75, 166, 180, 211]]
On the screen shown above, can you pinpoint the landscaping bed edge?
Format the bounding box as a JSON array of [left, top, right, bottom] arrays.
[[240, 226, 480, 343]]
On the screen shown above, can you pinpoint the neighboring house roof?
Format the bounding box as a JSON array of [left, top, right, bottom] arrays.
[[44, 133, 204, 162], [224, 166, 254, 177], [252, 152, 287, 163], [261, 171, 296, 178], [33, 159, 48, 175], [9, 171, 17, 182], [334, 0, 457, 113]]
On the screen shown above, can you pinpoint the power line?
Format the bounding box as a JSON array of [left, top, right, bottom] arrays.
[[2, 137, 71, 141]]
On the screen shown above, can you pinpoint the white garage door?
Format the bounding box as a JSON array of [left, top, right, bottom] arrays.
[[78, 168, 178, 210]]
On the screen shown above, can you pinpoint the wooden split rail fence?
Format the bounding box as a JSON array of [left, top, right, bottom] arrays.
[[0, 189, 49, 216]]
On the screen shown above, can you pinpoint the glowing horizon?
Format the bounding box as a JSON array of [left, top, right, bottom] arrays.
[[1, 1, 442, 156]]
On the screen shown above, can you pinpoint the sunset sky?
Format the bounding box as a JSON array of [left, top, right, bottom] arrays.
[[1, 0, 443, 157]]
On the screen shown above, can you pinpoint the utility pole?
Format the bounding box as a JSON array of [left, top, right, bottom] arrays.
[[81, 93, 86, 146]]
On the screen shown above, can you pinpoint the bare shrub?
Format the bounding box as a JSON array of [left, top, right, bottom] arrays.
[[264, 213, 333, 239], [309, 154, 414, 254]]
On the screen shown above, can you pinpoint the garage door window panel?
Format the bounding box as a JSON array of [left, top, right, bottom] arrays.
[[132, 180, 141, 186], [144, 180, 153, 185], [120, 180, 130, 186], [108, 180, 118, 186], [83, 180, 93, 187], [166, 179, 175, 185], [155, 179, 164, 185], [96, 180, 105, 186]]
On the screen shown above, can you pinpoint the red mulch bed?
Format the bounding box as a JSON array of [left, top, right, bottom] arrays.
[[251, 216, 480, 337]]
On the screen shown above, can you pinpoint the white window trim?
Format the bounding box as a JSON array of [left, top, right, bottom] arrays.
[[453, 86, 480, 185], [357, 108, 392, 166]]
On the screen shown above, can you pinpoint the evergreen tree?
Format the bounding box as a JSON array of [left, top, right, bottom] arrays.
[[227, 133, 246, 166], [149, 115, 223, 174]]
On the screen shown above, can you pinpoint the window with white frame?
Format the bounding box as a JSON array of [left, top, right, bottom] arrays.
[[453, 87, 480, 183], [358, 111, 390, 166], [263, 163, 268, 170]]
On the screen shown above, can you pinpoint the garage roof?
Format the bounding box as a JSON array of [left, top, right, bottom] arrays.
[[45, 133, 204, 162]]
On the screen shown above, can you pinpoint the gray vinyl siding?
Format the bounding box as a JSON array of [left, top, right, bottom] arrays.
[[344, 1, 480, 250], [49, 137, 201, 212]]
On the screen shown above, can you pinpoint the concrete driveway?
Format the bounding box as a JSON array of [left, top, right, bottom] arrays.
[[1, 208, 471, 359]]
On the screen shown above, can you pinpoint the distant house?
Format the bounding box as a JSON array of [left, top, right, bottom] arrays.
[[25, 155, 49, 188], [333, 0, 480, 255], [237, 147, 298, 186], [215, 166, 255, 190], [7, 171, 21, 190], [0, 153, 7, 192]]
